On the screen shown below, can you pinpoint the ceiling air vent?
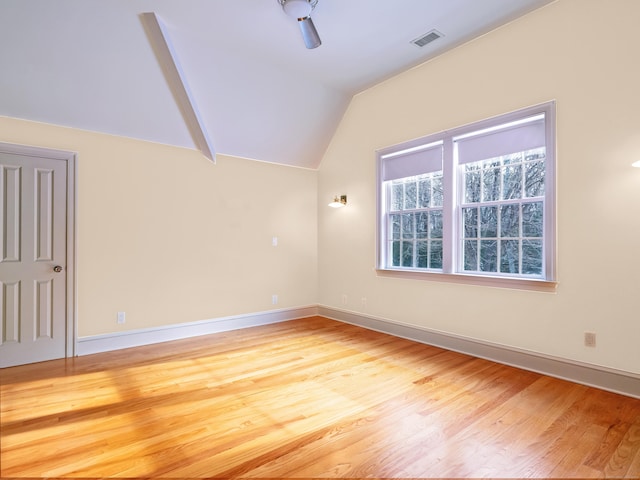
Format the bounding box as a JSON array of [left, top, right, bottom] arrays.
[[411, 29, 443, 48]]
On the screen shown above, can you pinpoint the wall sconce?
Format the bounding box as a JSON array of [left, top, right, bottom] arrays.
[[328, 194, 347, 208], [633, 161, 640, 168]]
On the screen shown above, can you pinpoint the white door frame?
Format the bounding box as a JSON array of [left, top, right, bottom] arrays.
[[0, 141, 77, 359]]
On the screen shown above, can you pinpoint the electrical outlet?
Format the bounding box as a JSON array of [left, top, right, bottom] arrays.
[[341, 294, 348, 305], [361, 297, 367, 308], [584, 332, 596, 347], [272, 294, 278, 305], [117, 311, 126, 324]]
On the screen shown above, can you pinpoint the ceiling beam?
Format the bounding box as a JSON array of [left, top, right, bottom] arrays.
[[141, 12, 216, 163]]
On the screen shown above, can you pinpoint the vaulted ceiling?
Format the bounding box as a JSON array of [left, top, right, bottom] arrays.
[[0, 0, 553, 168]]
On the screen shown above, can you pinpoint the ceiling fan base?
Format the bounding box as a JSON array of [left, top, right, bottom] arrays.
[[282, 0, 313, 20], [279, 0, 322, 49]]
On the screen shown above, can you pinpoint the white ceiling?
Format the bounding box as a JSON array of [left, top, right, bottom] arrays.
[[0, 0, 553, 169]]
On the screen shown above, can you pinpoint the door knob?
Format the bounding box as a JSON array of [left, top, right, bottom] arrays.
[[53, 265, 63, 273]]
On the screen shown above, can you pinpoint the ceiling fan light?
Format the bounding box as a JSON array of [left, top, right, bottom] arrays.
[[298, 16, 321, 49], [282, 0, 313, 19]]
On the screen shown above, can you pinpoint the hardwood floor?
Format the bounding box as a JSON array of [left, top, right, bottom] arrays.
[[2, 316, 640, 478]]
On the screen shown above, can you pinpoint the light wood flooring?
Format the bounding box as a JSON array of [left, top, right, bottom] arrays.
[[2, 316, 640, 478]]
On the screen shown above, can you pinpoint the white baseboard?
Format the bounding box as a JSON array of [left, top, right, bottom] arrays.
[[75, 304, 639, 399], [318, 305, 640, 399], [76, 306, 318, 356]]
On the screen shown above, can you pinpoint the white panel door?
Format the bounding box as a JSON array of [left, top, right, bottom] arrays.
[[0, 152, 68, 367]]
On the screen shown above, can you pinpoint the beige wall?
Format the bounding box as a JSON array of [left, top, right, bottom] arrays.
[[318, 0, 640, 374], [0, 117, 318, 337]]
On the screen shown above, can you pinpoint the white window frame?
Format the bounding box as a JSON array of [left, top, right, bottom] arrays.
[[376, 102, 556, 291]]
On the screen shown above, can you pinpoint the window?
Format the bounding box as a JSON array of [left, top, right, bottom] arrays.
[[377, 102, 555, 289]]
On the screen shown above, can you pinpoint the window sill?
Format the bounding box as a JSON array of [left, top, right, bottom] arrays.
[[375, 268, 557, 292]]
